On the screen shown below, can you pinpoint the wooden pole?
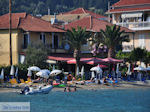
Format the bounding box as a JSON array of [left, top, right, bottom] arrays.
[[9, 0, 12, 65]]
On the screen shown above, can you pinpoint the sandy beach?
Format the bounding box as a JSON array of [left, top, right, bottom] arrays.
[[0, 81, 150, 93]]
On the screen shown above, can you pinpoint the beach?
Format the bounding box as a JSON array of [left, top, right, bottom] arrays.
[[1, 81, 150, 93]]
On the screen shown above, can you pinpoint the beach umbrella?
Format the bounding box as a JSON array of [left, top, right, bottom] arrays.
[[81, 66, 84, 80], [67, 58, 86, 64], [83, 58, 103, 65], [116, 63, 119, 74], [28, 66, 41, 71], [41, 69, 50, 74], [10, 65, 15, 76], [91, 71, 95, 78], [36, 71, 49, 79], [127, 64, 132, 75], [96, 65, 103, 73], [50, 70, 62, 76], [53, 65, 55, 70], [97, 65, 103, 80], [134, 66, 146, 71], [90, 66, 98, 71], [90, 66, 102, 73], [67, 57, 104, 65], [102, 57, 123, 63], [96, 64, 107, 68], [0, 69, 4, 80], [27, 70, 32, 76], [76, 66, 80, 76], [146, 67, 150, 71], [15, 67, 18, 77]]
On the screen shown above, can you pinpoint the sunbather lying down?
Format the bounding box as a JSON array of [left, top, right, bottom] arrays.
[[75, 81, 85, 85]]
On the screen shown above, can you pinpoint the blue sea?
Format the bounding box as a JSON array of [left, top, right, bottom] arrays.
[[0, 89, 150, 112]]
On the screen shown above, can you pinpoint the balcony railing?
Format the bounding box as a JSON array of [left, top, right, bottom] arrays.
[[116, 21, 150, 30], [122, 45, 134, 52]]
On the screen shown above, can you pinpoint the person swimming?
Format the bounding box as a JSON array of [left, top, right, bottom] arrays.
[[20, 86, 30, 94], [64, 86, 77, 92]]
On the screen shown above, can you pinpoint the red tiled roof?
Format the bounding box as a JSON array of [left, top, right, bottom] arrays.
[[108, 6, 150, 13], [0, 13, 26, 29], [0, 13, 65, 32], [19, 14, 65, 32], [60, 8, 107, 19], [65, 16, 133, 33], [112, 0, 150, 7]]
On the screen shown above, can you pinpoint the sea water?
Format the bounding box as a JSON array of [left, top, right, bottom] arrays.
[[0, 89, 150, 112]]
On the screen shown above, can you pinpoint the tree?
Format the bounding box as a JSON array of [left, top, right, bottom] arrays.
[[100, 25, 129, 58], [25, 43, 49, 68], [65, 26, 91, 75], [129, 47, 147, 63], [116, 50, 130, 60]]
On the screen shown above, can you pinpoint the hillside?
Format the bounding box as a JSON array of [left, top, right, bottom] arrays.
[[0, 0, 119, 16]]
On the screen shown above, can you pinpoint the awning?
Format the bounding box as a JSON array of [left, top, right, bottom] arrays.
[[48, 56, 74, 61], [46, 60, 57, 64], [121, 13, 142, 18]]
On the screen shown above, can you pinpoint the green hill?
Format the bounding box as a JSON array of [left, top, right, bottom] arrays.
[[0, 0, 119, 16]]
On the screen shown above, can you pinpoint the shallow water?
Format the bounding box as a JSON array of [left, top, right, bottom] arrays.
[[0, 89, 150, 112]]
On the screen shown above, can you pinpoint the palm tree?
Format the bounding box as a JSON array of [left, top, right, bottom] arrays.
[[100, 25, 129, 58], [65, 26, 91, 75]]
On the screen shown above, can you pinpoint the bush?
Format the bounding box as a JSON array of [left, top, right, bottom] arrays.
[[25, 43, 50, 68]]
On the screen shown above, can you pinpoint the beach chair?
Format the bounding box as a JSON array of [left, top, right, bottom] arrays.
[[10, 78, 18, 84], [20, 79, 25, 83], [25, 78, 32, 84]]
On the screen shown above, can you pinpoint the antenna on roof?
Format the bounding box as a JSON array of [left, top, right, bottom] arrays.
[[48, 7, 50, 15], [108, 0, 111, 23]]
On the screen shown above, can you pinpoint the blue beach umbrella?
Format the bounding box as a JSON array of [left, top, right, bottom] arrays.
[[10, 65, 15, 76], [27, 70, 32, 77], [0, 69, 4, 80], [15, 67, 18, 77], [53, 65, 55, 70], [81, 66, 84, 80], [28, 66, 41, 72]]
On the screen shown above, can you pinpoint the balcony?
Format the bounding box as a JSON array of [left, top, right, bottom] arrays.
[[122, 45, 134, 52], [116, 21, 150, 31]]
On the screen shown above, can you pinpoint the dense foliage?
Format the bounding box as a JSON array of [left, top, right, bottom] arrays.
[[116, 48, 150, 64], [129, 48, 148, 63], [25, 43, 50, 69], [0, 0, 119, 16]]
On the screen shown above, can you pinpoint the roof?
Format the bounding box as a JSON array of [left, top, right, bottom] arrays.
[[65, 16, 133, 33], [0, 13, 26, 29], [107, 6, 150, 14], [60, 8, 107, 19], [112, 0, 150, 7], [0, 13, 65, 32], [42, 14, 89, 23], [19, 14, 64, 32]]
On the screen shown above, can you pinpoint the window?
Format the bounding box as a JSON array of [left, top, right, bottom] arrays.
[[139, 34, 145, 49], [54, 35, 58, 48], [23, 33, 29, 49], [40, 33, 46, 44]]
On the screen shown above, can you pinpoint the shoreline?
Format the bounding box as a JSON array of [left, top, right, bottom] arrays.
[[0, 82, 150, 93]]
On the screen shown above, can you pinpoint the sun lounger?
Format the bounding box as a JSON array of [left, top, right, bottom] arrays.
[[10, 78, 18, 84], [25, 78, 32, 84], [20, 79, 25, 83]]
